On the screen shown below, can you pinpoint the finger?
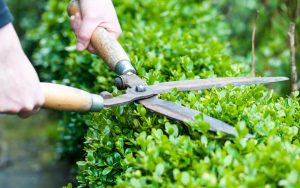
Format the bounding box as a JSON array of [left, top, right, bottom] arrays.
[[18, 111, 33, 119], [0, 112, 13, 115], [99, 22, 122, 39], [36, 88, 45, 107], [70, 13, 82, 34], [76, 18, 100, 51], [87, 45, 97, 54], [32, 106, 41, 114], [70, 15, 76, 31], [17, 105, 40, 119]]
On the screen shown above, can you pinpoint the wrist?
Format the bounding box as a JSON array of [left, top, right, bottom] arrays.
[[0, 23, 24, 64]]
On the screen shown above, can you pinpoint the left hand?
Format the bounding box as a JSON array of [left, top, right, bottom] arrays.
[[70, 0, 122, 53], [0, 23, 45, 118]]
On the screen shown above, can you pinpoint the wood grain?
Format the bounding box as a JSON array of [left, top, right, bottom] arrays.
[[41, 83, 92, 112]]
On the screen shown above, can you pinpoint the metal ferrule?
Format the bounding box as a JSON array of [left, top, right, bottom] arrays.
[[90, 94, 104, 111], [115, 60, 136, 75]]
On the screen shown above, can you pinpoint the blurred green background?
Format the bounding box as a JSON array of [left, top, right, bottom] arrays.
[[0, 112, 74, 188], [0, 0, 298, 187], [214, 0, 300, 94]]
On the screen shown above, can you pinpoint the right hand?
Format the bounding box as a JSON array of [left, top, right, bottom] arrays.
[[0, 23, 44, 118], [70, 0, 122, 53]]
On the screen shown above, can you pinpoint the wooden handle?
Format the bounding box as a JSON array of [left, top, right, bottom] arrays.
[[41, 83, 103, 112], [67, 0, 135, 75], [91, 28, 130, 70]]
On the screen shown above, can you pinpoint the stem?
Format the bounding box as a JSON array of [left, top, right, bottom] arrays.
[[251, 11, 258, 77], [288, 23, 298, 92]]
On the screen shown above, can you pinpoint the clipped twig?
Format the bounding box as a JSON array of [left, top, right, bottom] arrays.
[[288, 23, 298, 92], [251, 11, 258, 77]]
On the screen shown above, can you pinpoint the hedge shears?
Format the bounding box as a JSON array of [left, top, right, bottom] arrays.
[[40, 0, 288, 138]]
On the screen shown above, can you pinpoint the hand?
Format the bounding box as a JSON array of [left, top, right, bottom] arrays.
[[70, 0, 122, 53], [0, 23, 44, 118]]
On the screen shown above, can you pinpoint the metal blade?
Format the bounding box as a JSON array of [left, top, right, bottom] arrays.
[[149, 77, 288, 94], [104, 76, 288, 108], [103, 88, 155, 108], [139, 96, 253, 138]]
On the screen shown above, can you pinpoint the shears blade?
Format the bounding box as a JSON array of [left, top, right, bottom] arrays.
[[149, 77, 288, 94], [139, 96, 253, 138], [103, 76, 288, 108]]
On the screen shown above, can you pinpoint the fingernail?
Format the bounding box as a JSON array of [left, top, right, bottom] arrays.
[[77, 43, 85, 51]]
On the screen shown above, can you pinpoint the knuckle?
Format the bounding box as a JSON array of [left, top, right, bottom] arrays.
[[3, 106, 22, 114], [18, 112, 32, 119], [34, 107, 41, 113], [38, 96, 45, 106], [33, 87, 45, 107], [85, 14, 99, 21], [22, 103, 35, 112], [78, 32, 90, 41], [11, 108, 21, 113], [116, 29, 122, 37]]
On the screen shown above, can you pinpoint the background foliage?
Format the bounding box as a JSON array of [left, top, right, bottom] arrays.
[[7, 0, 300, 187], [215, 0, 300, 94], [6, 0, 46, 57]]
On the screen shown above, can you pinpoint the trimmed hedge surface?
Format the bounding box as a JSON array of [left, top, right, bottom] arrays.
[[31, 0, 300, 187]]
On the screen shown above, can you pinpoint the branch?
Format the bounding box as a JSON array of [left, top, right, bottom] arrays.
[[251, 11, 258, 77], [288, 22, 298, 92]]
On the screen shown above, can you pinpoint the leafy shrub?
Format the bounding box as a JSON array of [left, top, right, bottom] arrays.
[[31, 0, 300, 187], [30, 0, 233, 164]]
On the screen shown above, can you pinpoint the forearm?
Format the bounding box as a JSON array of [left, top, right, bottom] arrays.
[[0, 0, 21, 66], [0, 23, 25, 65], [0, 0, 44, 117]]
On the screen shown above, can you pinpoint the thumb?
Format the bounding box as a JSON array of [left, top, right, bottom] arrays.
[[76, 19, 99, 51]]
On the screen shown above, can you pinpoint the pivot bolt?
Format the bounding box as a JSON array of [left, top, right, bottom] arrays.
[[99, 91, 113, 99], [115, 76, 126, 90], [135, 85, 146, 92]]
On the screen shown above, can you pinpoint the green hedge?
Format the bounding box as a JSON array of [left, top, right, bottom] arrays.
[[31, 0, 300, 187]]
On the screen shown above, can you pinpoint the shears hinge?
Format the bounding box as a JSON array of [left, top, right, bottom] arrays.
[[115, 73, 146, 90]]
